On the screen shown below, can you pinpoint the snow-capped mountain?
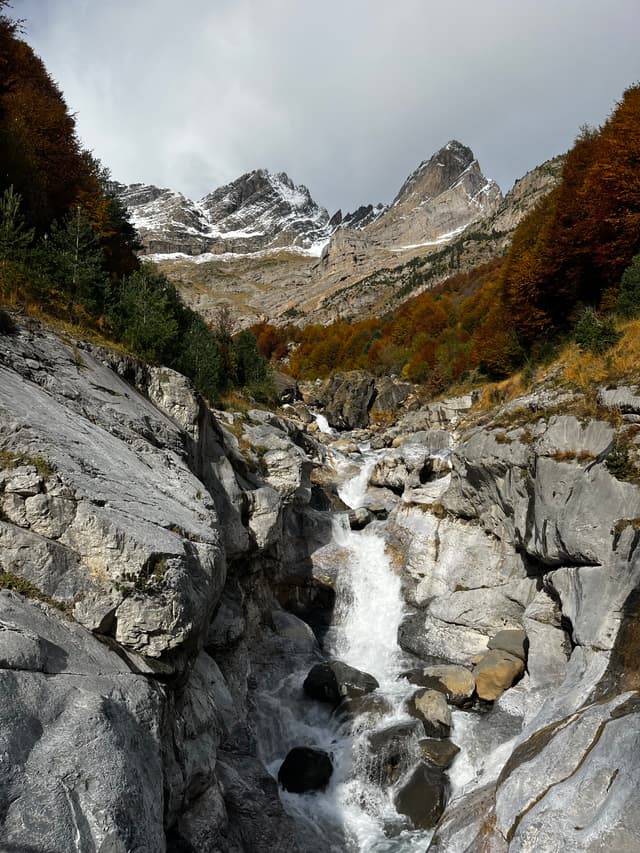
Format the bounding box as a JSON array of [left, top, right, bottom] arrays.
[[115, 142, 561, 329], [113, 169, 331, 257]]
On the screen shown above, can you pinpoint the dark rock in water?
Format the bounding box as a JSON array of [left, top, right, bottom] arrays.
[[393, 762, 449, 829], [278, 747, 333, 793], [303, 660, 379, 706], [417, 737, 460, 769], [397, 613, 432, 661], [367, 720, 422, 786], [348, 507, 374, 530], [333, 693, 393, 723], [368, 720, 422, 752]]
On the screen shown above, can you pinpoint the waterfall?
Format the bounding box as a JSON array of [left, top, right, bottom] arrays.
[[255, 447, 437, 851], [314, 413, 334, 435]]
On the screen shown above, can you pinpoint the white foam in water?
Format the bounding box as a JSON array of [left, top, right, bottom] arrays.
[[331, 520, 405, 692], [448, 708, 521, 801], [315, 413, 334, 434], [337, 453, 377, 510]]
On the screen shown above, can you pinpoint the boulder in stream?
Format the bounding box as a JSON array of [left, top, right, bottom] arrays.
[[348, 507, 374, 530], [407, 664, 476, 706], [472, 649, 524, 701], [333, 693, 393, 723], [366, 721, 423, 786], [417, 737, 460, 769], [278, 747, 333, 793], [303, 660, 379, 706], [406, 688, 452, 738], [393, 762, 449, 829]]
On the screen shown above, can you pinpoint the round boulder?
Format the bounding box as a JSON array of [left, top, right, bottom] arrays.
[[278, 747, 333, 793], [333, 693, 393, 724], [409, 664, 476, 706], [472, 649, 525, 701], [406, 689, 452, 739], [303, 660, 379, 706]]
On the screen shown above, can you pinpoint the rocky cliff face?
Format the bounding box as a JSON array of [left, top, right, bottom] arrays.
[[311, 376, 640, 852], [0, 320, 334, 852], [311, 153, 565, 325], [114, 169, 331, 258]]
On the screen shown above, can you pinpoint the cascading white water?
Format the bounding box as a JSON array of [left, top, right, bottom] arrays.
[[255, 447, 437, 852], [314, 413, 335, 435], [336, 454, 377, 512], [331, 519, 405, 692]]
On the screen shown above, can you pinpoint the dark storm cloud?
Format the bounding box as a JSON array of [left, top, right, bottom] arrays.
[[12, 0, 640, 213]]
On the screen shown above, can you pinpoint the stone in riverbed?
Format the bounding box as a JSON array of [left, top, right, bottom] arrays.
[[393, 762, 449, 829], [417, 737, 460, 769], [472, 649, 525, 701], [278, 747, 333, 793], [367, 720, 422, 786], [303, 660, 379, 706], [409, 664, 476, 706], [348, 507, 374, 530], [333, 693, 393, 723], [406, 688, 452, 739], [487, 628, 528, 661]]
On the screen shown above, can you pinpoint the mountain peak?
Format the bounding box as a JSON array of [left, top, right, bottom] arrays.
[[392, 140, 485, 207]]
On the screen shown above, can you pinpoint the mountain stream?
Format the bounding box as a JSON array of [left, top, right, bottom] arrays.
[[255, 444, 515, 851]]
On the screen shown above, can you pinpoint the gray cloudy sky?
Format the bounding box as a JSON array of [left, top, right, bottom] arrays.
[[12, 0, 640, 214]]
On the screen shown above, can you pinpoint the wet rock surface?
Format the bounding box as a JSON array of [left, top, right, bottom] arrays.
[[407, 688, 453, 738], [303, 659, 380, 706], [278, 747, 334, 793], [393, 762, 449, 829]]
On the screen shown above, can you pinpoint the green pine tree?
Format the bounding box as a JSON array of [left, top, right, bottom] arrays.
[[42, 207, 109, 313]]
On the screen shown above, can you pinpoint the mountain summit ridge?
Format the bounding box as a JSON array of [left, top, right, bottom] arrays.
[[114, 143, 561, 329], [113, 168, 331, 257], [116, 139, 499, 261]]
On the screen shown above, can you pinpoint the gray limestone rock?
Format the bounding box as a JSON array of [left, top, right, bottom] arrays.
[[0, 591, 166, 853], [488, 629, 528, 661]]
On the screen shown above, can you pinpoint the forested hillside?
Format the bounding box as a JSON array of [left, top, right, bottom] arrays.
[[255, 85, 640, 392], [0, 2, 270, 402]]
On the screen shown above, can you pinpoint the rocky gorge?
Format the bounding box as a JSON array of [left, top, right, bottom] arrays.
[[1, 320, 639, 852]]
